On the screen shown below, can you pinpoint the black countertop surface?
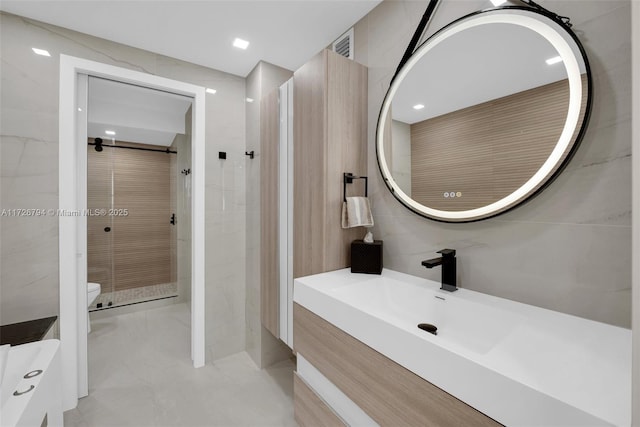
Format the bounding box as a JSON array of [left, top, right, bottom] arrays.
[[0, 316, 57, 346]]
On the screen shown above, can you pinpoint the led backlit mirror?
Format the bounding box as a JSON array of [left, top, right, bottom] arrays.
[[376, 7, 591, 222]]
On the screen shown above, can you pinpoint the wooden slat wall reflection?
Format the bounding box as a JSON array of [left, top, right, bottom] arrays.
[[410, 77, 587, 211], [87, 140, 175, 293]]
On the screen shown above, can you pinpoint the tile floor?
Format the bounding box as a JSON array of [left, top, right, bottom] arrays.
[[90, 282, 178, 310], [64, 303, 297, 427]]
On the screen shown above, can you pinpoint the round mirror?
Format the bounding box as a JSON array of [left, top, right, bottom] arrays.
[[376, 7, 591, 222]]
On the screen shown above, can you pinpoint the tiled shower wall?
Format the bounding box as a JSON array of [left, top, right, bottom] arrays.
[[354, 0, 631, 327], [0, 12, 247, 360]]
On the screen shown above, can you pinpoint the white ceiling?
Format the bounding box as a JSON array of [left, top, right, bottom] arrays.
[[0, 0, 382, 77], [88, 77, 193, 146]]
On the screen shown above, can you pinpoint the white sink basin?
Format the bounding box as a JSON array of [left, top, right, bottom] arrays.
[[294, 268, 631, 426], [329, 276, 522, 355]]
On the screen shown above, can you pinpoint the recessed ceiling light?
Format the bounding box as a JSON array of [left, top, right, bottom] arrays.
[[233, 38, 250, 50], [77, 108, 82, 112], [246, 97, 254, 103], [490, 0, 508, 5], [413, 104, 425, 110], [545, 56, 563, 65], [32, 47, 51, 57], [206, 88, 217, 94], [105, 130, 116, 136]]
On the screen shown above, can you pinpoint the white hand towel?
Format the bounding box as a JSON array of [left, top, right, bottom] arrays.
[[341, 197, 374, 229]]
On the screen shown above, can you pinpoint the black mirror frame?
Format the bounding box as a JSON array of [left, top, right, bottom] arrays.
[[375, 5, 593, 223]]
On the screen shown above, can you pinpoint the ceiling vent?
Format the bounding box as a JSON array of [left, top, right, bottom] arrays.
[[332, 28, 354, 60]]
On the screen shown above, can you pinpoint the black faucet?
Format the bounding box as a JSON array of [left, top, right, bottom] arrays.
[[421, 249, 457, 292]]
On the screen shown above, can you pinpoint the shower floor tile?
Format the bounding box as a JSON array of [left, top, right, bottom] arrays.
[[90, 282, 178, 310], [65, 303, 297, 427]]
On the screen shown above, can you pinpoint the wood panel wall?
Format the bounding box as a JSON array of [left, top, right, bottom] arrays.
[[409, 76, 587, 211], [325, 51, 369, 270], [87, 140, 175, 292], [293, 50, 368, 279], [260, 90, 281, 337], [294, 303, 502, 426]]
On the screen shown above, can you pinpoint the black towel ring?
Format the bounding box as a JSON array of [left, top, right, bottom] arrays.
[[343, 172, 368, 202]]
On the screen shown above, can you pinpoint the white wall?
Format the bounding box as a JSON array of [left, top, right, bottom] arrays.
[[353, 0, 631, 328], [0, 12, 246, 361]]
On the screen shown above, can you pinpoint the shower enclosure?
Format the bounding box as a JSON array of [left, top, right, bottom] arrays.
[[85, 76, 193, 310], [87, 139, 177, 309]]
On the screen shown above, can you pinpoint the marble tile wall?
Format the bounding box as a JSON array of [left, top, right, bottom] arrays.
[[0, 12, 247, 360], [352, 0, 631, 327], [245, 61, 293, 368]]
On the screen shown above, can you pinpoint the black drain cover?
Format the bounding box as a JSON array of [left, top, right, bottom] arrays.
[[418, 323, 437, 335]]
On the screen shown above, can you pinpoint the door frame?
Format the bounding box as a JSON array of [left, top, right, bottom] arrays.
[[58, 54, 206, 410], [632, 0, 639, 422]]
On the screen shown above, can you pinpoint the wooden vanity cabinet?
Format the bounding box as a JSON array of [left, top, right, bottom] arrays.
[[293, 303, 502, 427], [291, 49, 368, 279], [260, 50, 367, 337], [260, 90, 281, 337], [294, 373, 346, 427]]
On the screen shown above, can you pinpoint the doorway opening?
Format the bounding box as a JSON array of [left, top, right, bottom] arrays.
[[59, 55, 205, 411], [86, 76, 191, 311]]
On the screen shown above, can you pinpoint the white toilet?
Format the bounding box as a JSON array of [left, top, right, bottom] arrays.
[[87, 282, 101, 333]]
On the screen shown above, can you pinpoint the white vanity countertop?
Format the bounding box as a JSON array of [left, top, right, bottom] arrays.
[[1, 339, 62, 427], [294, 268, 631, 426]]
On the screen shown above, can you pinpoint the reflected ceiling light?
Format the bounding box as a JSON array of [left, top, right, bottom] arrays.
[[77, 108, 82, 112], [490, 0, 508, 6], [246, 97, 254, 103], [546, 56, 563, 65], [206, 88, 217, 94], [413, 104, 425, 110], [233, 38, 250, 50], [32, 47, 51, 57], [105, 130, 116, 136]]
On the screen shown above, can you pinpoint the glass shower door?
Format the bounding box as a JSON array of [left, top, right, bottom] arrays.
[[111, 146, 175, 303], [88, 140, 177, 308], [87, 139, 115, 309]]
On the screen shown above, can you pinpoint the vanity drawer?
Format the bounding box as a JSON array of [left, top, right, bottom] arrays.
[[293, 303, 501, 427], [294, 373, 346, 427]]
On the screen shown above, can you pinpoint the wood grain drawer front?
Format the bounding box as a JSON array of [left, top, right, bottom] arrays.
[[293, 303, 502, 427], [294, 373, 346, 427]]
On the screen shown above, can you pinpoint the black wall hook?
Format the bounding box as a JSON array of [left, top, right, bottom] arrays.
[[245, 151, 255, 159]]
